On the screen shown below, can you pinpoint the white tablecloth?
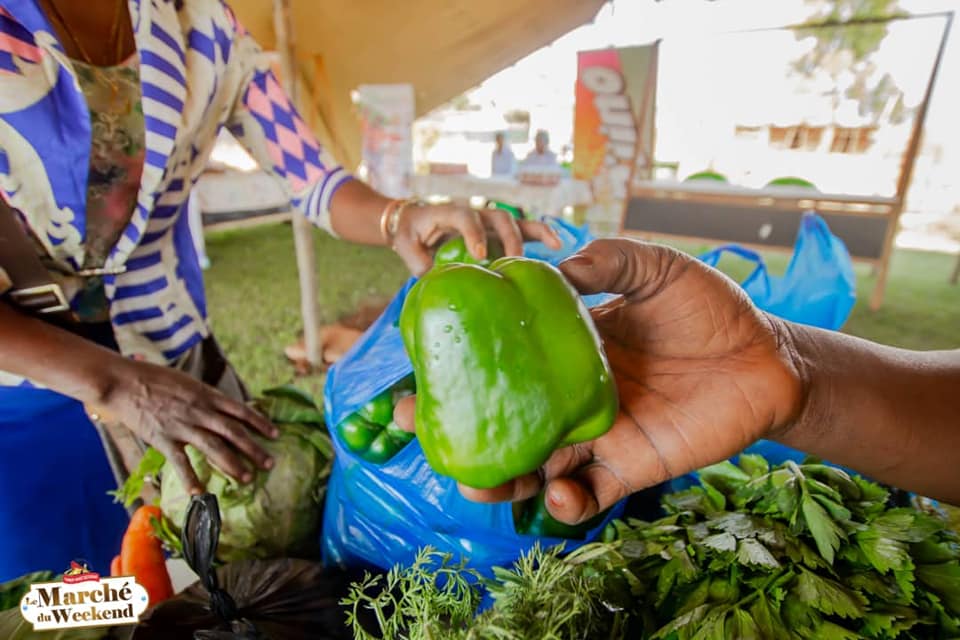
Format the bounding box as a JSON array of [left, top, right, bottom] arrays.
[[411, 174, 593, 218]]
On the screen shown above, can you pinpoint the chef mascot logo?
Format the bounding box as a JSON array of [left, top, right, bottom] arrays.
[[19, 560, 149, 630]]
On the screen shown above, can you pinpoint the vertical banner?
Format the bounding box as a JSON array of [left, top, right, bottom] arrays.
[[574, 44, 659, 235], [354, 84, 415, 199]]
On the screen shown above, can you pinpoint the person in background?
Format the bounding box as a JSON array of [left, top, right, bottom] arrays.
[[560, 144, 574, 168], [397, 238, 960, 520], [490, 131, 516, 177], [0, 0, 560, 580], [521, 129, 559, 169]]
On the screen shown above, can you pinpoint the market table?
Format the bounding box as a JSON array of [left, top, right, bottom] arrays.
[[411, 174, 593, 218], [623, 179, 901, 309]]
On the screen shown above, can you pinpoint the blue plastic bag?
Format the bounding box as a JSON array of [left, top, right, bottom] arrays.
[[667, 212, 857, 492], [524, 217, 588, 263], [698, 212, 856, 331], [321, 218, 623, 576]]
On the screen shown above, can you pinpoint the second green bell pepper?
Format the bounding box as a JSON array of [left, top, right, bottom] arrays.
[[514, 492, 607, 539], [337, 376, 416, 463], [399, 256, 618, 489]]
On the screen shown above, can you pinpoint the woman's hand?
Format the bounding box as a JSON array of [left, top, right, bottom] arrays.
[[0, 303, 280, 496], [395, 238, 807, 524], [96, 359, 278, 494], [327, 179, 562, 275], [391, 202, 562, 275]]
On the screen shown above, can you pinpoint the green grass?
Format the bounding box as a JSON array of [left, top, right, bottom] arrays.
[[203, 222, 408, 397], [203, 222, 959, 396]]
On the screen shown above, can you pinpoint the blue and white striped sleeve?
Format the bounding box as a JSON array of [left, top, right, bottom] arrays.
[[223, 9, 352, 236]]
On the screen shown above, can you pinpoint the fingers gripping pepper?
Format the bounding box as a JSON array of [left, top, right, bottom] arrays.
[[514, 492, 607, 539]]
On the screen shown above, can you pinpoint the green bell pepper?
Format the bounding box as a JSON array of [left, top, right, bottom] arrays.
[[487, 200, 524, 220], [399, 256, 618, 489], [514, 492, 607, 539], [337, 376, 416, 463], [433, 235, 505, 267], [357, 391, 395, 426], [338, 415, 414, 464]]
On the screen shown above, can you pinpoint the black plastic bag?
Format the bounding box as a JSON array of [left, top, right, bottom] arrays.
[[133, 494, 368, 640]]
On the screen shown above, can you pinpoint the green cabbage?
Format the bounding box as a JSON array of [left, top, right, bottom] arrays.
[[117, 386, 333, 563], [161, 386, 333, 562]]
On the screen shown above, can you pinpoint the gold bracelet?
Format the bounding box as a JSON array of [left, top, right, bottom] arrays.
[[381, 198, 422, 246], [379, 199, 403, 244]]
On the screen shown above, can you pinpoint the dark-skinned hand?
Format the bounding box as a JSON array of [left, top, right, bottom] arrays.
[[391, 202, 562, 275], [99, 359, 278, 494], [394, 238, 805, 525]]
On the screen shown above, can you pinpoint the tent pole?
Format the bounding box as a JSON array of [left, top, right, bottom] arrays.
[[273, 0, 321, 368], [870, 12, 953, 310]]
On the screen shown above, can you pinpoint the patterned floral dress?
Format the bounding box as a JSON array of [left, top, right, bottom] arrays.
[[0, 0, 349, 581], [66, 54, 145, 322], [0, 57, 143, 579]]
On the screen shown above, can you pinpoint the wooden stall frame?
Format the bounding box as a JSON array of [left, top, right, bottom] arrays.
[[875, 12, 954, 309], [620, 12, 954, 311]]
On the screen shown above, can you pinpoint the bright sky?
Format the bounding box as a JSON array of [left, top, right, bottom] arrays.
[[471, 0, 958, 148], [448, 0, 959, 206]]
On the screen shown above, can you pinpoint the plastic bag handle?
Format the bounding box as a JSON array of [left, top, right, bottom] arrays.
[[181, 494, 239, 624], [698, 244, 771, 295], [699, 243, 763, 267]]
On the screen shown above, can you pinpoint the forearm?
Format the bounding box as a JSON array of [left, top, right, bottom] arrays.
[[0, 302, 127, 405], [327, 179, 392, 246], [775, 320, 960, 503]]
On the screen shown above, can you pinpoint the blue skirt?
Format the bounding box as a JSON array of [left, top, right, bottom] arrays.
[[0, 385, 129, 581]]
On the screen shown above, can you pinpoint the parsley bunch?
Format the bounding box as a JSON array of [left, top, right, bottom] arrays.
[[342, 456, 960, 639], [607, 456, 960, 639]]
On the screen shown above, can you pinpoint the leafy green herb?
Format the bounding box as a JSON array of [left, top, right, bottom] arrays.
[[915, 561, 960, 614], [737, 537, 780, 569], [343, 458, 960, 639], [110, 447, 166, 509], [342, 549, 480, 640], [0, 607, 113, 640], [149, 510, 183, 557], [794, 568, 866, 619], [0, 571, 56, 611], [801, 491, 845, 564]]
